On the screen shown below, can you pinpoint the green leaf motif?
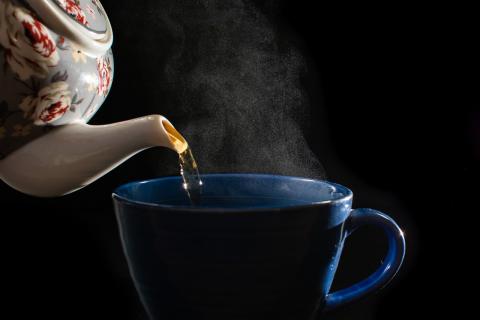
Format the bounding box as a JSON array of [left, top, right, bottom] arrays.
[[51, 70, 68, 83]]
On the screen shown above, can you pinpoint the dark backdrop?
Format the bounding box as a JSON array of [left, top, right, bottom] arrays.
[[2, 1, 476, 319]]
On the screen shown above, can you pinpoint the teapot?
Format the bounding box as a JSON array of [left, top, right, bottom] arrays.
[[0, 0, 185, 197]]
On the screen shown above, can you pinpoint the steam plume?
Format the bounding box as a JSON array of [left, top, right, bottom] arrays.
[[110, 0, 325, 178]]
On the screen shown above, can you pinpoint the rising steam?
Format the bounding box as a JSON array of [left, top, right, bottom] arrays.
[[110, 0, 325, 178]]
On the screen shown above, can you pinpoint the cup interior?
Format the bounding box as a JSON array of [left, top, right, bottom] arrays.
[[113, 174, 351, 210]]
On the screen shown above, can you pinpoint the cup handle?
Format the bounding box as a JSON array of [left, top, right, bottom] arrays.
[[324, 208, 406, 312]]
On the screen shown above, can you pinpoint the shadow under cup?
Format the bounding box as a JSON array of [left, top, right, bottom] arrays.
[[112, 174, 405, 320]]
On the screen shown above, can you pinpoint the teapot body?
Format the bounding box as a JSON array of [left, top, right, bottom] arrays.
[[0, 0, 114, 159], [0, 1, 182, 198]]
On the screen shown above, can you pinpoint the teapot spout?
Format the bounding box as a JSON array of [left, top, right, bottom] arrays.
[[0, 115, 185, 197]]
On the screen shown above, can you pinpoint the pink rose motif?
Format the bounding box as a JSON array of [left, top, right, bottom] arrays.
[[56, 0, 88, 26], [97, 55, 112, 96], [0, 0, 59, 80], [19, 81, 72, 125]]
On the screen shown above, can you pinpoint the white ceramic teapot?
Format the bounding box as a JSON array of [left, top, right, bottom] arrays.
[[0, 0, 185, 197]]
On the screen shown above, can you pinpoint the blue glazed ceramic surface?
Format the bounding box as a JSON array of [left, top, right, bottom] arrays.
[[113, 174, 405, 320]]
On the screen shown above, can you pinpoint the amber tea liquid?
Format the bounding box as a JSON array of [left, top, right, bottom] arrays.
[[163, 121, 203, 204], [178, 146, 203, 204]]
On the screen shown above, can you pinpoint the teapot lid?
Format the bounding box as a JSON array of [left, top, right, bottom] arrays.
[[25, 0, 113, 57]]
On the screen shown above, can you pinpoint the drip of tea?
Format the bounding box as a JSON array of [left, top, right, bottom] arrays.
[[178, 146, 203, 204], [163, 121, 203, 204]]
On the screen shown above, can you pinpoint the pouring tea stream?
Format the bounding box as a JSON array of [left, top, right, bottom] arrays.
[[0, 0, 199, 197]]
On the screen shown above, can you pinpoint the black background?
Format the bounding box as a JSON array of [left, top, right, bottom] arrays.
[[2, 1, 477, 319]]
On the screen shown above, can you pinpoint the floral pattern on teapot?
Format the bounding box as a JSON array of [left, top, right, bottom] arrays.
[[0, 0, 113, 159], [55, 0, 88, 26], [53, 0, 108, 33], [0, 0, 60, 80]]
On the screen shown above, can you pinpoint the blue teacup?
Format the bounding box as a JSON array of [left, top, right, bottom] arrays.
[[113, 174, 405, 320]]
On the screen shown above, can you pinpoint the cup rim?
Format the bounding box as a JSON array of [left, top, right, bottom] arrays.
[[112, 173, 353, 213]]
